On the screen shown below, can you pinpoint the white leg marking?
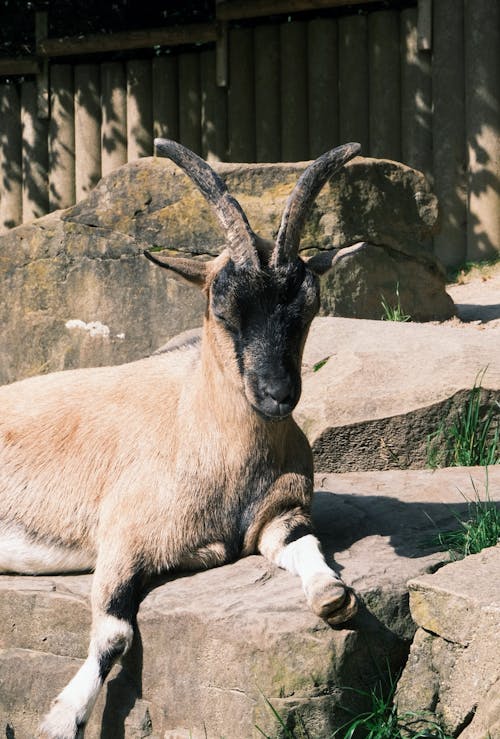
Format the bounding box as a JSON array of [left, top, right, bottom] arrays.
[[39, 656, 102, 738], [276, 534, 358, 624], [0, 523, 93, 574], [40, 615, 133, 739], [276, 534, 338, 585]]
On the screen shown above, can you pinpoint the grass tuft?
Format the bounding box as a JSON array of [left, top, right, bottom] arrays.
[[256, 695, 310, 739], [447, 256, 500, 284], [381, 284, 411, 323], [334, 678, 401, 739], [433, 469, 500, 558], [427, 368, 499, 468], [257, 674, 452, 739]]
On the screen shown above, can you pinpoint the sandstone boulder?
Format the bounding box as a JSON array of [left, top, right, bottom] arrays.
[[64, 156, 439, 258], [397, 542, 500, 738], [298, 317, 500, 472], [319, 243, 453, 322], [0, 155, 452, 385], [2, 467, 498, 738]]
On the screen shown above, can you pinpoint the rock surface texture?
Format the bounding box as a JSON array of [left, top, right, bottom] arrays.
[[0, 155, 453, 385], [2, 467, 498, 739], [397, 544, 500, 738], [298, 317, 500, 471]]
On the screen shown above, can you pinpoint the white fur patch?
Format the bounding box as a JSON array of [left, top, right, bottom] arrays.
[[276, 534, 339, 589], [40, 655, 102, 737], [40, 615, 133, 737], [91, 613, 134, 655], [0, 523, 93, 574]]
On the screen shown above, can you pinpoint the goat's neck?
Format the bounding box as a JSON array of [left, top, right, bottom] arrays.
[[198, 341, 252, 425], [196, 322, 282, 439]]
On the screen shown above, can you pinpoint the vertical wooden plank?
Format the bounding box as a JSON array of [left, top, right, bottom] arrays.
[[200, 47, 227, 162], [200, 48, 216, 159], [369, 10, 401, 161], [432, 0, 466, 268], [0, 82, 22, 231], [100, 62, 127, 177], [417, 0, 433, 51], [338, 14, 369, 155], [401, 8, 433, 181], [21, 79, 49, 221], [308, 17, 338, 159], [216, 21, 229, 88], [280, 20, 308, 161], [74, 64, 101, 201], [48, 64, 75, 211], [254, 23, 281, 162], [178, 51, 202, 155], [152, 55, 179, 142], [464, 0, 500, 262], [35, 11, 49, 119], [127, 59, 153, 161], [49, 64, 75, 210], [227, 27, 255, 162]]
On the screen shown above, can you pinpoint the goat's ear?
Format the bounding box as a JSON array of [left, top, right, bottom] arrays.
[[144, 250, 208, 287], [305, 242, 370, 275]]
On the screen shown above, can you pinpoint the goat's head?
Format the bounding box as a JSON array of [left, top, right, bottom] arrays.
[[146, 139, 361, 420]]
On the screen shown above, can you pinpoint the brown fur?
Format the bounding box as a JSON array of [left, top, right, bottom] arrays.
[[0, 276, 312, 575], [0, 141, 363, 737]]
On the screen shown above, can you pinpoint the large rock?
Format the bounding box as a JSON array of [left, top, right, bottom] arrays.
[[298, 317, 500, 472], [2, 467, 498, 738], [64, 156, 439, 257], [320, 243, 453, 322], [0, 155, 452, 385], [0, 211, 205, 385], [397, 543, 500, 737]]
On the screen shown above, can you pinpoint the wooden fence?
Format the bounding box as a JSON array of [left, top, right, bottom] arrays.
[[1, 0, 499, 268]]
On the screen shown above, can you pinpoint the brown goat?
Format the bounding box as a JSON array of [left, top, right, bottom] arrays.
[[0, 139, 362, 738]]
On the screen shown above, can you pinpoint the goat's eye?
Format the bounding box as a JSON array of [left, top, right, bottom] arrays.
[[212, 307, 238, 333]]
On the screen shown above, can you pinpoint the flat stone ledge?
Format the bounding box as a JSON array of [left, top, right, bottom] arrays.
[[1, 467, 499, 737], [299, 317, 500, 471], [408, 545, 500, 646], [398, 538, 500, 737]]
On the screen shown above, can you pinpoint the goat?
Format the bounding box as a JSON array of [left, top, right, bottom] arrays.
[[0, 139, 362, 738]]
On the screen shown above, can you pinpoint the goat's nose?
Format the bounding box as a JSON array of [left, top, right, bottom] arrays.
[[251, 372, 300, 418], [263, 377, 294, 405]]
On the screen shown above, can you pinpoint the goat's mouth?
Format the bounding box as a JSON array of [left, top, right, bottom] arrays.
[[245, 374, 300, 420], [251, 401, 295, 421]]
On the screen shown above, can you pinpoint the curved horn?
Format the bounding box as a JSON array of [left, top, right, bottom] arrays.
[[271, 143, 361, 267], [154, 138, 259, 269]]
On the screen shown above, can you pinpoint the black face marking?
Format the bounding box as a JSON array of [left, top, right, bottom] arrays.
[[210, 259, 320, 418]]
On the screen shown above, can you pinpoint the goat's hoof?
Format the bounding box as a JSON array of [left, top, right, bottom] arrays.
[[306, 574, 358, 625], [39, 700, 80, 739]]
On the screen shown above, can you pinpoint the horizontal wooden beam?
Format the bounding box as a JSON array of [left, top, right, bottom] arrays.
[[216, 0, 383, 21], [37, 23, 216, 57], [0, 57, 39, 76], [2, 1, 388, 72]]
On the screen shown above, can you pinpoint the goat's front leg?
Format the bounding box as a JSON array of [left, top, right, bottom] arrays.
[[39, 553, 142, 739], [258, 511, 357, 625]]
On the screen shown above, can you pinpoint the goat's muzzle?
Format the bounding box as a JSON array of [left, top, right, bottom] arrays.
[[247, 372, 301, 420]]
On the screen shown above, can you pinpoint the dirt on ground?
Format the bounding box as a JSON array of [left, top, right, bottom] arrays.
[[444, 261, 500, 329]]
